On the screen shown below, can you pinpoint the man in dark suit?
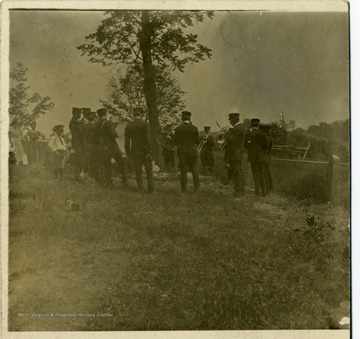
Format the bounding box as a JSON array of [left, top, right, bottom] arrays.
[[124, 108, 155, 193], [244, 118, 268, 197], [97, 108, 128, 188], [224, 113, 245, 197], [173, 111, 200, 192], [158, 124, 176, 172], [82, 110, 99, 181], [69, 107, 86, 178], [199, 126, 215, 175], [259, 124, 274, 194]]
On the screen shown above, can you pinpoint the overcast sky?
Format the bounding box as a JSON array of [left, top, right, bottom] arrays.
[[9, 9, 349, 134]]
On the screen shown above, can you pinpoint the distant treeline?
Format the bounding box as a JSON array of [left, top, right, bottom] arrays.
[[296, 119, 349, 143], [287, 119, 349, 162]]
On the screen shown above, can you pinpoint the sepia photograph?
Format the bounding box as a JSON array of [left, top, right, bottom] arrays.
[[2, 0, 352, 338]]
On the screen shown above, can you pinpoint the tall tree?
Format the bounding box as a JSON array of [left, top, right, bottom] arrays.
[[78, 10, 213, 161], [9, 63, 54, 127], [100, 62, 185, 126]]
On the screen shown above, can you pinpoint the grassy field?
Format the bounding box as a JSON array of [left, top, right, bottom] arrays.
[[8, 165, 350, 331]]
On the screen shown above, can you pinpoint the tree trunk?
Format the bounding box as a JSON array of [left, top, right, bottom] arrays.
[[139, 11, 164, 168]]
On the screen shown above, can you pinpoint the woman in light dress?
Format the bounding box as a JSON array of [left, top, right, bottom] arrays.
[[9, 118, 28, 165]]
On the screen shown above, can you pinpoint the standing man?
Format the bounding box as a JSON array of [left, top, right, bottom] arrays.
[[82, 111, 99, 181], [124, 108, 155, 193], [173, 111, 200, 193], [224, 113, 245, 197], [199, 126, 215, 175], [260, 124, 274, 194], [97, 108, 128, 188], [69, 107, 86, 179], [244, 118, 268, 197]]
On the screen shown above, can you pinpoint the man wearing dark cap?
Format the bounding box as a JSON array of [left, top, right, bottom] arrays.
[[69, 107, 86, 179], [199, 126, 215, 175], [224, 113, 245, 197], [173, 111, 200, 192], [244, 118, 268, 197], [124, 108, 155, 193], [97, 108, 128, 188]]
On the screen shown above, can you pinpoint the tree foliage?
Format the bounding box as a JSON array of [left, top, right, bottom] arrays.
[[9, 63, 54, 127], [100, 62, 185, 125], [78, 10, 213, 72]]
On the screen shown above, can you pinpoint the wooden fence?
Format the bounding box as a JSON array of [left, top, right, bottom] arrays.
[[213, 151, 350, 207]]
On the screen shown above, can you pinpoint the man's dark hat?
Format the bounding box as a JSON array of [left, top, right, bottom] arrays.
[[229, 113, 240, 119], [181, 111, 192, 118], [97, 108, 107, 117], [72, 107, 82, 115], [204, 126, 211, 129], [251, 118, 261, 126]]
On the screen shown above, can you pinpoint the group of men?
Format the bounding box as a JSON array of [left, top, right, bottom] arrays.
[[167, 110, 273, 197], [48, 107, 273, 198], [48, 107, 154, 192]]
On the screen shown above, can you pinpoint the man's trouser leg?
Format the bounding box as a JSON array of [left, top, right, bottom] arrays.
[[250, 161, 261, 196], [258, 161, 267, 196], [143, 157, 155, 193], [112, 147, 128, 185], [178, 157, 189, 192], [169, 152, 176, 170], [230, 160, 244, 196], [200, 156, 207, 175], [189, 156, 200, 192], [74, 147, 86, 176], [163, 151, 171, 172], [132, 156, 144, 190], [102, 149, 113, 186], [208, 156, 214, 174], [89, 145, 100, 182]]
